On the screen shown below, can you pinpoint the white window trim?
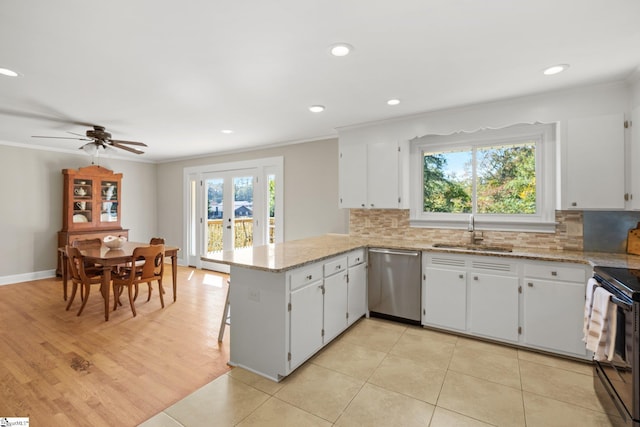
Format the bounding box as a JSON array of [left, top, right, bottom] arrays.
[[409, 123, 557, 233]]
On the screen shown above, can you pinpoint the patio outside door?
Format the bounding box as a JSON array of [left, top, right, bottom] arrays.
[[204, 170, 256, 259]]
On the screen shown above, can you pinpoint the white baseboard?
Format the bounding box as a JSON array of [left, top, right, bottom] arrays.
[[0, 258, 189, 286], [0, 269, 57, 286]]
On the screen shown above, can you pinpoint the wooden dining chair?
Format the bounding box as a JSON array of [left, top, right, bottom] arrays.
[[121, 237, 167, 301], [72, 238, 104, 275], [112, 244, 165, 317], [65, 246, 103, 316]]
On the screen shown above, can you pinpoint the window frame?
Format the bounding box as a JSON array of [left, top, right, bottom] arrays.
[[409, 123, 556, 233]]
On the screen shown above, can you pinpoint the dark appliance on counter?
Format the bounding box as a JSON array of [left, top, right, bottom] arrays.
[[592, 266, 640, 427], [368, 248, 421, 325]]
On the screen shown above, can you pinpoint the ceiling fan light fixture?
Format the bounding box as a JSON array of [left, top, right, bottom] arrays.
[[82, 143, 98, 156], [309, 105, 325, 113], [0, 67, 19, 77], [543, 64, 569, 76]]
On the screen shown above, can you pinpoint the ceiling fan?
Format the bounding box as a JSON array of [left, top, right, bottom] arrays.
[[32, 125, 147, 155]]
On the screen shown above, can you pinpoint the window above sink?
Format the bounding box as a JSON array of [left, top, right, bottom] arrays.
[[409, 122, 557, 233]]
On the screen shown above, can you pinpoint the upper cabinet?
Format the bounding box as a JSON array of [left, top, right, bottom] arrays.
[[629, 107, 640, 210], [62, 165, 123, 231], [339, 139, 408, 209], [563, 113, 625, 209]]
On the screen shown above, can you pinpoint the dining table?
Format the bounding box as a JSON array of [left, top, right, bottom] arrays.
[[59, 241, 180, 321]]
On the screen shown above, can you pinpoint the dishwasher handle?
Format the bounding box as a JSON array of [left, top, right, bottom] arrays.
[[369, 248, 420, 257]]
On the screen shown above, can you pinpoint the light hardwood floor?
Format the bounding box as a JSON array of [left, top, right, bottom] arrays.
[[0, 266, 231, 426]]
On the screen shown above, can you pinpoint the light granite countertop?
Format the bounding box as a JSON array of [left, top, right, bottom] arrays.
[[204, 233, 640, 272]]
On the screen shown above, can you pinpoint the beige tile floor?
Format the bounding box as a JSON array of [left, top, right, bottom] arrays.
[[140, 318, 625, 427]]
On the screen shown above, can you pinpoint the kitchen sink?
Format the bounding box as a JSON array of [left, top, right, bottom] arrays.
[[432, 243, 513, 253]]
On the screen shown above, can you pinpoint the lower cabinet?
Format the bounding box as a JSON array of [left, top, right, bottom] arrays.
[[323, 262, 349, 344], [522, 261, 588, 357], [228, 249, 367, 381], [422, 253, 589, 359], [289, 276, 324, 369], [423, 265, 467, 331], [469, 272, 519, 342], [347, 250, 367, 326]]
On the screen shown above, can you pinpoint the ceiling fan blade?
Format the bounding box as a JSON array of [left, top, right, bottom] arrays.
[[0, 108, 97, 127], [111, 142, 144, 155], [67, 131, 87, 137], [110, 139, 147, 147], [32, 135, 91, 141]]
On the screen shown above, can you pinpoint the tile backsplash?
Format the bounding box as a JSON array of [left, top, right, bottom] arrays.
[[349, 209, 584, 251]]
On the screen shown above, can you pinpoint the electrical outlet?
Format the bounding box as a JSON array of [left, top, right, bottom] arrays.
[[248, 288, 260, 302]]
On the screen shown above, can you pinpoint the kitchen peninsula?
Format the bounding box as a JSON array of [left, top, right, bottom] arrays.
[[208, 233, 640, 381]]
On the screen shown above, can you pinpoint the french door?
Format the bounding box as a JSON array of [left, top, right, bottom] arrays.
[[184, 157, 283, 272], [204, 170, 257, 257]]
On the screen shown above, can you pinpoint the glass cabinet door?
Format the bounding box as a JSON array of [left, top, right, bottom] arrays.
[[72, 179, 93, 224], [100, 180, 119, 223]]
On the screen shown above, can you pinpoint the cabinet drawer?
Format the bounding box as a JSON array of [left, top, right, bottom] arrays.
[[348, 249, 365, 267], [523, 263, 586, 282], [324, 256, 347, 277], [289, 264, 323, 291]]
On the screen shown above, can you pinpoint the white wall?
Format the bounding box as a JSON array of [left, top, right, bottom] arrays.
[[0, 145, 158, 280], [156, 138, 349, 258]]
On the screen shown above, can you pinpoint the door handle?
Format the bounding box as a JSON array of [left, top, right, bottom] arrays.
[[226, 225, 231, 229]]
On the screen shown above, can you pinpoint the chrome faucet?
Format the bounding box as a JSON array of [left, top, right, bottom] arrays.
[[468, 214, 483, 245]]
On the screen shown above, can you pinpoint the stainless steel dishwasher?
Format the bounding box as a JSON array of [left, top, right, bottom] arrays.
[[368, 248, 421, 324]]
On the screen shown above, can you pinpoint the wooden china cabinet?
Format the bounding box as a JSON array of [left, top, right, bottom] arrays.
[[56, 165, 129, 275]]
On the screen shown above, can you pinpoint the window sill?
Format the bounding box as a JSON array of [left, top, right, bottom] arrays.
[[409, 218, 557, 233]]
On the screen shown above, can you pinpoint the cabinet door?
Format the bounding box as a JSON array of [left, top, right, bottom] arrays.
[[323, 272, 348, 343], [347, 262, 367, 326], [423, 267, 467, 331], [523, 279, 587, 356], [566, 113, 625, 209], [290, 280, 324, 369], [339, 143, 367, 208], [469, 273, 519, 342], [367, 141, 399, 209], [630, 107, 640, 209]]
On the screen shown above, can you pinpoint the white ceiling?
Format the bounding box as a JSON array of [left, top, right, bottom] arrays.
[[1, 0, 639, 162]]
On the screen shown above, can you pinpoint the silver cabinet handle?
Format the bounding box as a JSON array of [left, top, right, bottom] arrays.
[[306, 274, 313, 280], [473, 276, 478, 281], [551, 271, 557, 276], [528, 282, 533, 287], [459, 274, 464, 279]]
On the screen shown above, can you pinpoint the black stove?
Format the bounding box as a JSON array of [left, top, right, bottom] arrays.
[[592, 265, 640, 427], [593, 266, 640, 302]]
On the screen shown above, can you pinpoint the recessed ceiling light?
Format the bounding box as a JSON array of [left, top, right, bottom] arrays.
[[309, 105, 325, 113], [387, 99, 401, 106], [543, 64, 569, 76], [0, 68, 19, 77], [329, 43, 353, 57], [221, 129, 234, 134]]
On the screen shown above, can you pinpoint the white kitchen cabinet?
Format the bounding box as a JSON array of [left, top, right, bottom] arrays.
[[338, 139, 407, 209], [347, 250, 367, 326], [469, 272, 519, 342], [289, 277, 324, 369], [338, 143, 367, 208], [422, 254, 467, 331], [629, 107, 640, 210], [522, 261, 588, 357], [323, 256, 348, 343], [565, 113, 625, 209]]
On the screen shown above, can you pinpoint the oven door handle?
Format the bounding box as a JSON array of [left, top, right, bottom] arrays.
[[610, 295, 632, 311]]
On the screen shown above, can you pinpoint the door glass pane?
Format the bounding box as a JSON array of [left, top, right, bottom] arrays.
[[233, 176, 253, 250], [268, 174, 276, 244], [206, 178, 224, 254]]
